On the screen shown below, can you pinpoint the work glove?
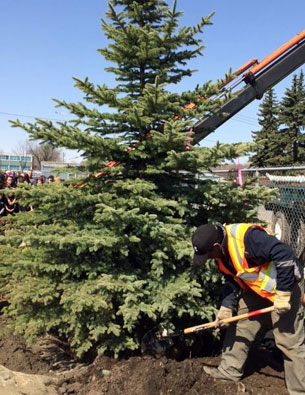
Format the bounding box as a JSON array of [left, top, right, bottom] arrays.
[[274, 290, 291, 315], [215, 306, 233, 330]]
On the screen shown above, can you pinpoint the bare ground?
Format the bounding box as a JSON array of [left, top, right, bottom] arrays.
[[0, 314, 289, 395]]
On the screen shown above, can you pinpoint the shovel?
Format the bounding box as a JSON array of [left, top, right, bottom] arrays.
[[141, 305, 274, 355]]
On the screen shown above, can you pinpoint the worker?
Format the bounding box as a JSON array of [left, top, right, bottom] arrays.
[[192, 223, 305, 395]]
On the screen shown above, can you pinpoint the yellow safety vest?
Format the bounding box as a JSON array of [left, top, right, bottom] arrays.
[[216, 223, 276, 302]]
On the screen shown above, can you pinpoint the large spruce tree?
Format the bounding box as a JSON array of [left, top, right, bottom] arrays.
[[250, 88, 280, 167], [1, 0, 274, 357], [278, 71, 305, 164]]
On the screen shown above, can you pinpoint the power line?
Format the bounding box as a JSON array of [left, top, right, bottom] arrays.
[[0, 111, 65, 122], [0, 110, 259, 131], [0, 110, 257, 147], [233, 117, 258, 127], [234, 114, 259, 122]]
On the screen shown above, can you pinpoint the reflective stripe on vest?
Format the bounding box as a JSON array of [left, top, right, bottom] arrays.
[[259, 263, 277, 293], [225, 223, 276, 301]]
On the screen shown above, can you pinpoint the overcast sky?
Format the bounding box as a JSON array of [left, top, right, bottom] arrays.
[[1, 0, 304, 161]]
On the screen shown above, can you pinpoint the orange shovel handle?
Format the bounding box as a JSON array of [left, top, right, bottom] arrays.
[[183, 306, 274, 335]]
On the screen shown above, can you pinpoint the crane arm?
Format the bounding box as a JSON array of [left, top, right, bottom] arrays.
[[192, 30, 305, 144]]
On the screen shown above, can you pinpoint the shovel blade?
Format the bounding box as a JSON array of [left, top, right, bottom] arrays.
[[141, 325, 174, 355]]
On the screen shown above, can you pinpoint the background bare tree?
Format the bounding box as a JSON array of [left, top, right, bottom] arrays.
[[14, 140, 62, 170], [28, 142, 62, 170], [13, 140, 31, 171]]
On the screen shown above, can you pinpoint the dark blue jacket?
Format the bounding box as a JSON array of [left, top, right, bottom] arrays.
[[221, 227, 303, 309]]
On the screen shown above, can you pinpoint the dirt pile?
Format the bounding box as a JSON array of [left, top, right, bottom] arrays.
[[60, 350, 286, 395], [0, 315, 288, 395]]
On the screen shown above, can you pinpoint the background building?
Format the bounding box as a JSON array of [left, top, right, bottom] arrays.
[[0, 153, 32, 172]]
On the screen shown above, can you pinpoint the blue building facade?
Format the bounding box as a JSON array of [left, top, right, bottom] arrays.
[[0, 153, 32, 172]]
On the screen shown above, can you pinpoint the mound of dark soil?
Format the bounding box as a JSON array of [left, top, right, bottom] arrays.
[[0, 315, 288, 395], [0, 315, 51, 375], [58, 350, 286, 395]]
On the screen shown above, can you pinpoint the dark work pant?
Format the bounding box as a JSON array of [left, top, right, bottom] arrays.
[[218, 280, 305, 395]]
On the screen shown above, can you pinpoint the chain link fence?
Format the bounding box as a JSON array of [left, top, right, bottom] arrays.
[[257, 166, 305, 258], [212, 166, 305, 258]]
